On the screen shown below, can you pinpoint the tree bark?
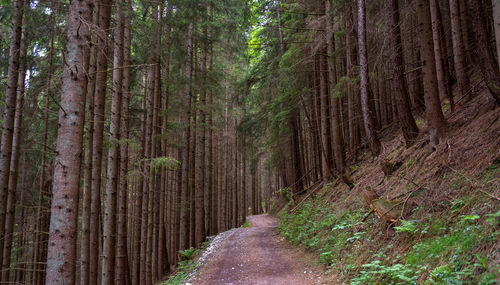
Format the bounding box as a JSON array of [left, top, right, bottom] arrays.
[[493, 0, 500, 68], [417, 0, 446, 147], [207, 7, 217, 235], [346, 9, 361, 160], [430, 0, 450, 104], [45, 1, 94, 283], [1, 28, 27, 282], [158, 3, 173, 278], [102, 1, 123, 283], [80, 3, 99, 284], [0, 0, 24, 270], [116, 1, 132, 283], [325, 0, 346, 175], [90, 1, 112, 283], [449, 0, 470, 98], [358, 0, 381, 156], [132, 71, 147, 285], [468, 0, 500, 104], [319, 49, 333, 180], [389, 0, 419, 146], [195, 21, 208, 246], [180, 22, 194, 251]]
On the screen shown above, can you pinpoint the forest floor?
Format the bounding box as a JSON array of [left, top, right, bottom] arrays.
[[273, 87, 500, 283], [186, 214, 333, 284]]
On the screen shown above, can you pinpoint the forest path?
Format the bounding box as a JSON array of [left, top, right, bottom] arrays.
[[187, 214, 331, 285]]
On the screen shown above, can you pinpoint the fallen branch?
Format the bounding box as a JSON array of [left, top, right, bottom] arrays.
[[290, 182, 323, 213], [361, 209, 374, 222]]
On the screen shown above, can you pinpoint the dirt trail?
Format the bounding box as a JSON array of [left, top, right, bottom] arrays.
[[187, 214, 331, 285]]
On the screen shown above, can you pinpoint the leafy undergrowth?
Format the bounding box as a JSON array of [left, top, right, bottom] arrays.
[[277, 92, 500, 284], [160, 247, 202, 285]]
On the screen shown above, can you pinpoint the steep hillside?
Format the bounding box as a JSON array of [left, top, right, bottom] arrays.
[[276, 90, 500, 284]]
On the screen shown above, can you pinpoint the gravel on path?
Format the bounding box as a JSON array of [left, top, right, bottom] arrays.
[[186, 214, 332, 285]]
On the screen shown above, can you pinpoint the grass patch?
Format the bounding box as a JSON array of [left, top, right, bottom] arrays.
[[160, 247, 202, 285]]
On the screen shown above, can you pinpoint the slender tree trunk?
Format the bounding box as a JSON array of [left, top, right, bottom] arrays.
[[102, 1, 123, 283], [358, 0, 381, 156], [459, 0, 471, 61], [276, 0, 285, 55], [435, 2, 455, 111], [430, 0, 448, 103], [195, 22, 208, 246], [14, 154, 26, 284], [189, 96, 197, 247], [417, 0, 446, 147], [389, 0, 419, 146], [80, 3, 99, 284], [45, 1, 94, 283], [207, 7, 216, 235], [241, 141, 247, 223], [90, 1, 112, 283], [140, 67, 153, 285], [325, 0, 345, 175], [116, 1, 132, 283], [180, 22, 194, 251], [1, 28, 27, 282], [346, 11, 360, 160], [32, 4, 55, 281], [0, 0, 24, 269], [158, 3, 173, 278], [132, 71, 147, 285], [493, 0, 500, 68], [233, 121, 239, 227], [468, 0, 500, 103], [319, 49, 333, 180], [449, 0, 470, 98]]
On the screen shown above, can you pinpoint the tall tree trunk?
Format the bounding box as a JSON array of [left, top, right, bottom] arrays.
[[14, 154, 26, 284], [33, 3, 55, 281], [45, 1, 94, 283], [417, 0, 446, 148], [140, 67, 153, 285], [195, 22, 208, 246], [207, 7, 217, 235], [0, 0, 24, 270], [449, 0, 470, 98], [180, 22, 194, 251], [358, 0, 381, 156], [116, 1, 132, 283], [276, 0, 285, 55], [319, 49, 333, 180], [325, 0, 346, 175], [233, 121, 239, 227], [1, 28, 27, 282], [158, 3, 173, 278], [90, 1, 112, 283], [468, 0, 500, 104], [346, 10, 360, 160], [102, 1, 123, 283], [459, 0, 471, 61], [132, 71, 147, 285], [80, 3, 99, 284], [493, 0, 500, 68], [389, 0, 419, 146], [241, 140, 247, 223], [430, 0, 449, 104]]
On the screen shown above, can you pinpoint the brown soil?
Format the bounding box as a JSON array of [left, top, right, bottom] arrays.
[[188, 214, 332, 285]]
